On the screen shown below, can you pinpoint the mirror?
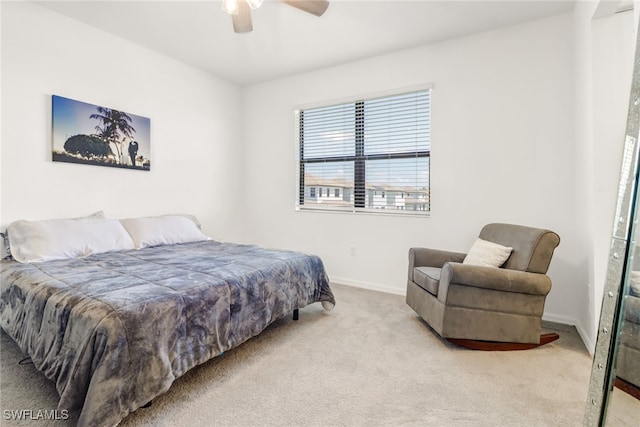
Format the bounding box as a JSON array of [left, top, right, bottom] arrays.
[[605, 235, 640, 425], [584, 13, 640, 427]]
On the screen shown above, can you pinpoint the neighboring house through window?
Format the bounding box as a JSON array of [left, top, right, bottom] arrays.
[[296, 86, 431, 215]]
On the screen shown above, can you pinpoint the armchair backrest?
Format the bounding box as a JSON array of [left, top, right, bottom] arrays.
[[479, 223, 560, 274]]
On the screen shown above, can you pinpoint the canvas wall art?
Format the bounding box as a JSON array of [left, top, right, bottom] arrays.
[[52, 95, 151, 171]]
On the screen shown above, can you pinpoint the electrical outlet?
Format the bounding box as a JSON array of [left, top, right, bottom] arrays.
[[350, 246, 357, 256]]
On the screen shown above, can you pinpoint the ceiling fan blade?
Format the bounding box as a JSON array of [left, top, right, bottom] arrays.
[[280, 0, 329, 17], [232, 1, 253, 33]]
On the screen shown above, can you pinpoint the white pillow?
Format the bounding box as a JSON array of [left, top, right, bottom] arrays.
[[1, 211, 106, 261], [120, 215, 209, 249], [82, 211, 106, 220], [463, 238, 513, 268], [8, 218, 135, 263], [161, 213, 202, 230]]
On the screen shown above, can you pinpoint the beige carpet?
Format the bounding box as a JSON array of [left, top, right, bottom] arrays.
[[1, 283, 594, 426]]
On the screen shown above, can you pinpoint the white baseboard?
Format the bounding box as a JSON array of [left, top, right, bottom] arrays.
[[543, 313, 594, 354], [329, 276, 406, 296], [542, 312, 576, 325], [575, 323, 596, 355]]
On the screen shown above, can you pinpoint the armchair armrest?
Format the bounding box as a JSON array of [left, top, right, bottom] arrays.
[[438, 262, 552, 302], [408, 247, 466, 281]]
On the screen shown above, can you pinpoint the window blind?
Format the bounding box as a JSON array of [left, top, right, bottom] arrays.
[[296, 88, 431, 215]]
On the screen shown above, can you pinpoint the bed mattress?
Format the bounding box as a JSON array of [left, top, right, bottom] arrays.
[[0, 240, 335, 426]]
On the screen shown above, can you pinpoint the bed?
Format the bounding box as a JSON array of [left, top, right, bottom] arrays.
[[0, 214, 335, 427]]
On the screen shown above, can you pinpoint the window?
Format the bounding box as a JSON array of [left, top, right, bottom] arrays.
[[296, 87, 431, 215]]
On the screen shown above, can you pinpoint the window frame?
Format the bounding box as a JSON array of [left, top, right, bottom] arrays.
[[295, 84, 432, 217]]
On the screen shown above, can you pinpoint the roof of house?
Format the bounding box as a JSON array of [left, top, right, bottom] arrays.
[[304, 175, 354, 189], [305, 174, 428, 198]]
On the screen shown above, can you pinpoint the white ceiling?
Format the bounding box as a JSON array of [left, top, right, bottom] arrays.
[[33, 0, 577, 86]]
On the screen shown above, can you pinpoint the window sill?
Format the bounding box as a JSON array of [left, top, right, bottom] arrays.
[[295, 205, 430, 218]]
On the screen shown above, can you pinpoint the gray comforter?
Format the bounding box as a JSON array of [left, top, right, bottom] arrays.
[[0, 240, 335, 427]]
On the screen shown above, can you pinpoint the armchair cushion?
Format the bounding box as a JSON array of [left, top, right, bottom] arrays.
[[629, 271, 640, 297], [408, 247, 466, 281], [414, 267, 441, 296], [462, 238, 512, 268]]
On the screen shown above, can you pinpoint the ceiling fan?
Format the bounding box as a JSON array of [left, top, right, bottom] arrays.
[[222, 0, 330, 33]]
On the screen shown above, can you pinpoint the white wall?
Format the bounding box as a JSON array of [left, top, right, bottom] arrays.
[[573, 1, 599, 350], [0, 1, 245, 241], [242, 14, 582, 323], [590, 11, 635, 348], [572, 3, 636, 352]]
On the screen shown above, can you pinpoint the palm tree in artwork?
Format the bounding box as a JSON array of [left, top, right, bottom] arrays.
[[90, 107, 136, 164]]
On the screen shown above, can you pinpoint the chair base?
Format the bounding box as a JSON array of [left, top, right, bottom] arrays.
[[446, 332, 559, 351], [615, 377, 640, 401]]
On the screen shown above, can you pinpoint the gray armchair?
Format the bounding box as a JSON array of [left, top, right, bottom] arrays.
[[406, 223, 560, 350], [615, 294, 640, 397]]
